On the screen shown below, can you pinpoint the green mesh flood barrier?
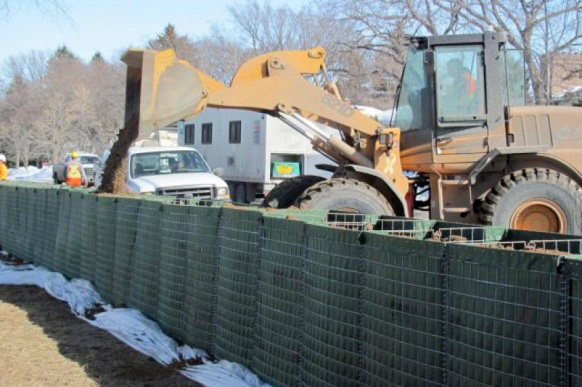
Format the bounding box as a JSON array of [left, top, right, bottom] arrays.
[[128, 199, 163, 320], [111, 197, 141, 307], [213, 207, 263, 364], [22, 188, 36, 261], [63, 191, 84, 279], [3, 183, 582, 387], [53, 189, 71, 275], [31, 188, 47, 264], [183, 205, 222, 352], [252, 215, 306, 386], [94, 196, 117, 303], [157, 203, 190, 343], [80, 194, 98, 282], [42, 189, 60, 271], [361, 233, 446, 386], [302, 224, 362, 386], [446, 244, 562, 386], [0, 185, 8, 250]]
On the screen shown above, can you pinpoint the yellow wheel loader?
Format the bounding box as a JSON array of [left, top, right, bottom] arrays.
[[121, 32, 582, 234]]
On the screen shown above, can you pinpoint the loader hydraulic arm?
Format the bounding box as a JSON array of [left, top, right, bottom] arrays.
[[122, 47, 409, 196]]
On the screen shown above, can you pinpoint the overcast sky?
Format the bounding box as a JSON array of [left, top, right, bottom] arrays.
[[0, 0, 302, 64]]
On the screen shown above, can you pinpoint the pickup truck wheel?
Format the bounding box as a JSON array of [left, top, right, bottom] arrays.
[[295, 178, 394, 215], [479, 168, 582, 234], [261, 175, 325, 208]]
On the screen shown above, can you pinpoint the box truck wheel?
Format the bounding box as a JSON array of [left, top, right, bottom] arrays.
[[234, 184, 247, 203], [296, 178, 394, 215], [261, 175, 325, 208], [479, 168, 582, 234]]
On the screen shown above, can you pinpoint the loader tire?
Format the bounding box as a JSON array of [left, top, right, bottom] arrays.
[[261, 175, 325, 208], [479, 168, 582, 234], [296, 178, 395, 215]]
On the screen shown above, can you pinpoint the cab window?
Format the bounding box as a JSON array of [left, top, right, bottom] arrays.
[[435, 45, 486, 121]]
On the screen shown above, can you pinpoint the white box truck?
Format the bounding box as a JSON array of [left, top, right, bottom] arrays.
[[178, 108, 335, 203]]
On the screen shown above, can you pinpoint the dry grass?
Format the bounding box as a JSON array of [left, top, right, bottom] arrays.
[[0, 286, 201, 387]]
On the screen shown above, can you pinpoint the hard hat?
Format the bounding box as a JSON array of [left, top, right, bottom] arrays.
[[71, 152, 79, 159], [0, 154, 5, 163]]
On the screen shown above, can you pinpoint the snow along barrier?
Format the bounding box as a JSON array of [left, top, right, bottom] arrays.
[[2, 182, 582, 386]]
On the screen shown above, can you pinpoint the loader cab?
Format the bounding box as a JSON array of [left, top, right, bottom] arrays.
[[397, 32, 525, 173]]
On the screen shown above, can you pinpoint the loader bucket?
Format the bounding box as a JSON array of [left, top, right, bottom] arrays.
[[122, 49, 225, 137]]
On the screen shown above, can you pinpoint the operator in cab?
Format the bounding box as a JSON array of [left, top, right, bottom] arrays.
[[0, 154, 7, 181], [64, 152, 88, 188]]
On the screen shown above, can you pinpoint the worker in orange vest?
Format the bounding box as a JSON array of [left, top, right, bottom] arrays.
[[0, 154, 7, 181], [64, 152, 88, 188]]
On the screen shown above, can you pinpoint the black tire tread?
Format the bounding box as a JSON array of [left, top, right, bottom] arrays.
[[296, 177, 394, 214], [479, 168, 582, 227], [261, 175, 325, 209]]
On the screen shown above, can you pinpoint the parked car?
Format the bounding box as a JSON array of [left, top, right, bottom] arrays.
[[94, 146, 230, 199], [53, 152, 101, 186]]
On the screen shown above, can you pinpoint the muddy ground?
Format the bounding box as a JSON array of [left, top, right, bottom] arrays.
[[0, 285, 201, 386]]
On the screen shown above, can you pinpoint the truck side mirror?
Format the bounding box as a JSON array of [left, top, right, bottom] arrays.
[[212, 167, 224, 177]]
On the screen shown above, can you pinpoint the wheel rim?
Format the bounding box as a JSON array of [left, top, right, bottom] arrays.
[[510, 199, 567, 233]]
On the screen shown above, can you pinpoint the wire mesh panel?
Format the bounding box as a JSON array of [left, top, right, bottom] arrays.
[[62, 191, 84, 278], [8, 186, 28, 259], [3, 186, 19, 255], [111, 197, 141, 307], [158, 203, 190, 343], [213, 207, 263, 365], [0, 185, 8, 250], [42, 189, 60, 271], [53, 189, 71, 275], [21, 187, 36, 261], [183, 205, 222, 352], [446, 244, 561, 386], [80, 194, 98, 282], [570, 257, 582, 386], [252, 215, 306, 386], [128, 199, 163, 320], [94, 196, 117, 303], [31, 188, 47, 264], [360, 233, 446, 386], [302, 223, 362, 386]]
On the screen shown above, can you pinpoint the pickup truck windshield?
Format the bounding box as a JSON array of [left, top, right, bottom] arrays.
[[131, 150, 210, 178], [79, 156, 100, 164]]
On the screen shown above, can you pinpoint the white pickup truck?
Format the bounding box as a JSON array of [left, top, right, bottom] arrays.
[[95, 146, 230, 200]]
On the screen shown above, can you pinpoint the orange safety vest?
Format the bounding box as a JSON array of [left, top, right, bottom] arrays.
[[66, 163, 82, 187], [0, 163, 7, 181], [463, 73, 476, 94]]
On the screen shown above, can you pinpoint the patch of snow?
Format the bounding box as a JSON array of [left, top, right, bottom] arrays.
[[8, 166, 53, 182], [0, 257, 270, 387], [354, 105, 394, 124], [552, 85, 582, 100]]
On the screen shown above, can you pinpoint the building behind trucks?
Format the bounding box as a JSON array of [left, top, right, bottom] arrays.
[[178, 107, 335, 203], [120, 31, 582, 234]]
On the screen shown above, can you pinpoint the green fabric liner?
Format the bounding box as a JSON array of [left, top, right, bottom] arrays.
[[111, 197, 141, 307], [158, 203, 191, 343], [63, 191, 84, 279], [80, 194, 98, 283], [183, 205, 222, 352], [128, 200, 163, 320], [213, 207, 264, 364], [252, 216, 306, 386], [94, 196, 117, 303], [361, 232, 446, 386]]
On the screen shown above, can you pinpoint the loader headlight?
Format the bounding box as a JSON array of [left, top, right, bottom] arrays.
[[216, 187, 230, 200]]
